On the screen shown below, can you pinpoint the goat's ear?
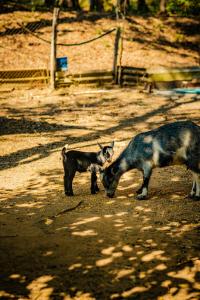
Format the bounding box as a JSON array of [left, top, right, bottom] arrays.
[[110, 141, 115, 148], [97, 142, 103, 150]]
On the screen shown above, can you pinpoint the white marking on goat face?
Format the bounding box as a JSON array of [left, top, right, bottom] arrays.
[[106, 148, 114, 162], [98, 151, 106, 164]]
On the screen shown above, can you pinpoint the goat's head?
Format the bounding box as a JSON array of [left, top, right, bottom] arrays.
[[99, 164, 120, 198], [89, 159, 119, 198], [97, 141, 115, 164]]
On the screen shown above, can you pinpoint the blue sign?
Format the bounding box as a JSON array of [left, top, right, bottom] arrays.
[[57, 57, 68, 71]]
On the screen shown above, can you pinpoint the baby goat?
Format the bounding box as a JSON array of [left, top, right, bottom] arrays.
[[100, 121, 200, 200], [61, 142, 114, 196]]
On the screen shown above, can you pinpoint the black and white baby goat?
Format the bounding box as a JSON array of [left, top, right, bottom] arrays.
[[100, 121, 200, 200], [61, 142, 114, 196]]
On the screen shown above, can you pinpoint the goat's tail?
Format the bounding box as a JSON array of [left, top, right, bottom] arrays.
[[61, 144, 69, 160]]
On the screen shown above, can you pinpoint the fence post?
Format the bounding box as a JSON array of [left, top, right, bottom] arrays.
[[113, 27, 121, 84], [50, 7, 60, 90]]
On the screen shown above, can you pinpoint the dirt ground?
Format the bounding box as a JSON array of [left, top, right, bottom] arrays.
[[0, 87, 200, 300], [0, 12, 199, 71]]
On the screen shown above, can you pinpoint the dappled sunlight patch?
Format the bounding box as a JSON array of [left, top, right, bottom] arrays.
[[68, 263, 82, 271], [161, 286, 200, 300], [156, 221, 200, 237], [101, 246, 115, 255], [97, 245, 124, 267], [118, 226, 133, 232], [9, 273, 26, 283], [56, 226, 68, 231], [171, 176, 181, 182], [169, 223, 200, 237], [140, 225, 153, 231], [27, 275, 54, 300], [141, 250, 168, 262], [116, 195, 128, 200], [44, 218, 54, 225], [16, 202, 44, 208], [72, 229, 97, 237], [128, 257, 137, 262], [110, 293, 120, 299], [103, 214, 113, 218], [145, 239, 158, 248], [122, 245, 133, 252], [42, 251, 53, 257], [115, 268, 134, 280], [70, 216, 100, 227], [156, 226, 171, 232], [170, 194, 183, 200], [141, 216, 151, 223], [116, 212, 128, 217], [121, 286, 148, 298], [62, 291, 95, 300], [168, 259, 200, 285], [0, 291, 15, 298], [134, 206, 151, 212], [128, 193, 134, 197], [96, 257, 113, 267], [112, 252, 123, 258], [155, 263, 167, 271], [161, 279, 172, 288], [105, 200, 116, 205]]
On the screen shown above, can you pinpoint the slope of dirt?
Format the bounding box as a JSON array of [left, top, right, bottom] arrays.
[[0, 11, 199, 71], [0, 87, 200, 300]]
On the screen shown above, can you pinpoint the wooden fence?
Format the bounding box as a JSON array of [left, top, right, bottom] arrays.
[[0, 66, 147, 89], [0, 66, 200, 90], [0, 69, 50, 89]]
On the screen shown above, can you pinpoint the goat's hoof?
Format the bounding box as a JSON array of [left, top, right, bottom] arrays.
[[189, 194, 200, 201], [91, 190, 98, 195], [136, 188, 143, 195], [65, 192, 74, 197], [136, 194, 148, 200]]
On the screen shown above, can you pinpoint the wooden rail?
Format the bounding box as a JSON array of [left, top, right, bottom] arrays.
[[0, 69, 50, 88], [56, 69, 113, 87], [147, 67, 200, 90], [0, 66, 199, 90]]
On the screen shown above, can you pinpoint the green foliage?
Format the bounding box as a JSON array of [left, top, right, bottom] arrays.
[[166, 0, 200, 16]]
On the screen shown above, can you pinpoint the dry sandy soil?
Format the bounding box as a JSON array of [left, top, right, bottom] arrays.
[[0, 12, 199, 71], [0, 86, 200, 300], [1, 9, 200, 300]]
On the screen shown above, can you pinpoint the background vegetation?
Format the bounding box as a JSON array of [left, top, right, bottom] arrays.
[[2, 0, 200, 16]]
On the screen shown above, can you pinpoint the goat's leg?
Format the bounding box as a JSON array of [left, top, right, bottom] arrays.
[[136, 163, 152, 200], [91, 171, 99, 194], [64, 169, 76, 196], [189, 176, 196, 198], [190, 172, 200, 200]]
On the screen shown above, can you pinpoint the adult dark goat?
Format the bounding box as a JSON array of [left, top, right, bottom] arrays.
[[100, 121, 200, 200], [62, 142, 114, 196]]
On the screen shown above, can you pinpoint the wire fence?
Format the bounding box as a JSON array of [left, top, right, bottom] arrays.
[[0, 8, 119, 89]]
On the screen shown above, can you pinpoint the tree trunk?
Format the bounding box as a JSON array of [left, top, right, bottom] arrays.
[[159, 0, 167, 14], [45, 0, 55, 7], [50, 7, 60, 90], [90, 0, 104, 12], [71, 0, 81, 10], [137, 0, 149, 13]]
